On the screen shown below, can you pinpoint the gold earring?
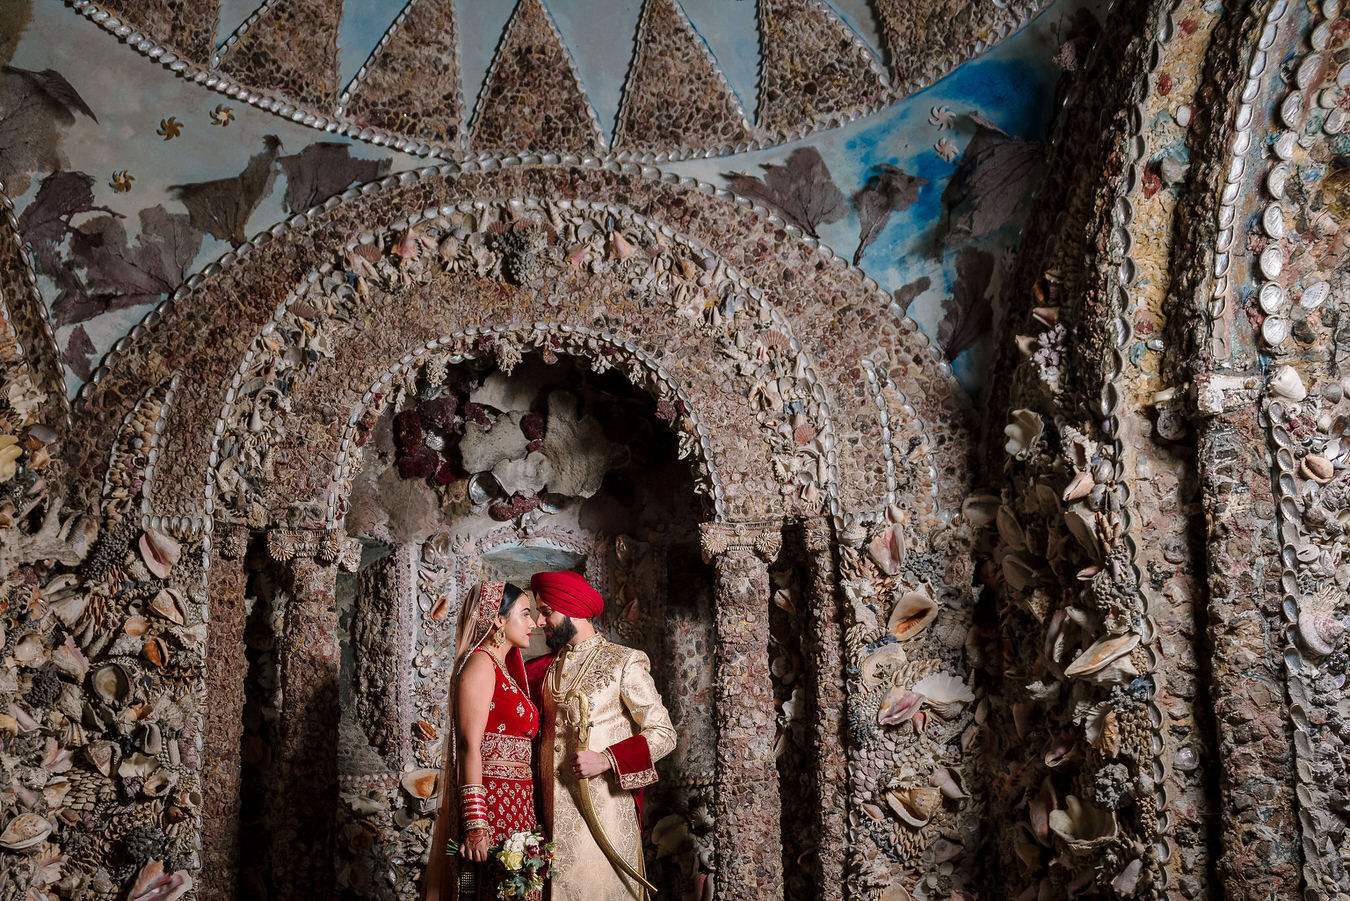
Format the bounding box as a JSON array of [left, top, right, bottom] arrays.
[[491, 629, 506, 648]]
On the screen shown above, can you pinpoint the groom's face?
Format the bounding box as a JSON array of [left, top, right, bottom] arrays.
[[535, 604, 578, 651]]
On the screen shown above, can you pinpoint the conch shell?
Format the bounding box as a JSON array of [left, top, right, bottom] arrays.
[[877, 687, 924, 725], [138, 529, 182, 579], [885, 786, 942, 828], [888, 590, 937, 641]]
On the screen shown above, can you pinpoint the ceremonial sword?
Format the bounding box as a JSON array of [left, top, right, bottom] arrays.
[[564, 689, 659, 895]]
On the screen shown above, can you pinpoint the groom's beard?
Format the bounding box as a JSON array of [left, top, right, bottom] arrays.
[[545, 617, 578, 652]]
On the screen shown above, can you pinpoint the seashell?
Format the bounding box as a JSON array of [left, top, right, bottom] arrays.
[[90, 663, 131, 705], [1063, 509, 1103, 561], [1270, 365, 1307, 401], [466, 472, 501, 505], [149, 588, 187, 625], [128, 860, 193, 901], [135, 722, 163, 755], [1002, 554, 1038, 592], [1113, 859, 1144, 895], [1004, 409, 1044, 457], [867, 525, 903, 575], [138, 529, 182, 579], [125, 615, 150, 637], [85, 740, 119, 776], [1302, 280, 1330, 310], [1029, 779, 1056, 844], [930, 767, 968, 800], [888, 590, 937, 641], [912, 672, 975, 714], [414, 720, 437, 741], [1263, 315, 1291, 346], [51, 594, 89, 628], [996, 505, 1026, 550], [1064, 633, 1141, 678], [427, 596, 450, 620], [13, 632, 47, 668], [881, 882, 915, 901], [1298, 611, 1343, 656], [143, 637, 169, 668], [0, 812, 52, 850], [960, 495, 999, 527], [609, 231, 637, 260], [401, 767, 440, 799], [885, 786, 941, 828], [1301, 455, 1334, 483], [43, 779, 71, 809], [651, 814, 690, 858], [1048, 795, 1118, 849], [861, 801, 885, 822], [860, 643, 907, 688], [118, 752, 160, 779], [51, 635, 89, 681], [1062, 470, 1093, 502], [877, 687, 924, 725], [142, 771, 176, 798]]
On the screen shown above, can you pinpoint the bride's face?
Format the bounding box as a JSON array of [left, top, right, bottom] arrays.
[[497, 594, 535, 649]]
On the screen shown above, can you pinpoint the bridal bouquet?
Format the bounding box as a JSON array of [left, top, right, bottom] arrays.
[[491, 829, 554, 900]]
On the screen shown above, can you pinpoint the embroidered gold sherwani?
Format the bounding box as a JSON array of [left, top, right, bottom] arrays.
[[536, 635, 676, 901]]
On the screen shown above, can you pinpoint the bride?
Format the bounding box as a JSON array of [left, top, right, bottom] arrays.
[[425, 581, 541, 900]]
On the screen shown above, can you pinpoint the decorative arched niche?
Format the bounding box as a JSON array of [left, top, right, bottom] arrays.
[[65, 164, 980, 901]]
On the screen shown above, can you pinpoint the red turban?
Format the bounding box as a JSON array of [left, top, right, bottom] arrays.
[[530, 570, 604, 618]]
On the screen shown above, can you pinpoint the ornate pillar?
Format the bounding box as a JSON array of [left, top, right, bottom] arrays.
[[199, 523, 250, 900], [795, 518, 846, 901], [700, 522, 784, 901], [266, 527, 356, 898]]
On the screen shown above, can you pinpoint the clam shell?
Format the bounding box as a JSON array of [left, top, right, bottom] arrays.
[[996, 506, 1026, 550], [90, 663, 131, 706], [414, 720, 437, 741], [1002, 554, 1038, 592], [1064, 633, 1141, 678], [0, 812, 52, 850], [1063, 509, 1103, 561], [149, 589, 188, 625], [888, 590, 937, 641], [138, 529, 182, 579], [401, 767, 440, 799]]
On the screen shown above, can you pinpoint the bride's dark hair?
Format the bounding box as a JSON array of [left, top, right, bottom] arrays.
[[499, 583, 525, 616]]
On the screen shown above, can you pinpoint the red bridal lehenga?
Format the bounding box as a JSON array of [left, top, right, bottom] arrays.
[[424, 582, 541, 901]]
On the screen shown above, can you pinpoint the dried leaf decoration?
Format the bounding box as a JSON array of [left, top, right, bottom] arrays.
[[723, 147, 847, 238], [892, 275, 931, 314], [55, 204, 203, 326], [936, 113, 1044, 250], [852, 164, 927, 265], [936, 247, 995, 360], [277, 142, 392, 213], [61, 325, 94, 381], [168, 134, 283, 246], [17, 170, 115, 272], [0, 66, 97, 196]]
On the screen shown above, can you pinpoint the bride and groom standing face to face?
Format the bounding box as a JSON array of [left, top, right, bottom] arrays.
[[484, 586, 581, 654]]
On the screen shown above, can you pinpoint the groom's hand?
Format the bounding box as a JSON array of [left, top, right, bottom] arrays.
[[572, 750, 611, 779]]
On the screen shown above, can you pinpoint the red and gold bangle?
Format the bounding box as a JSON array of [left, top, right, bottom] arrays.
[[460, 783, 489, 833]]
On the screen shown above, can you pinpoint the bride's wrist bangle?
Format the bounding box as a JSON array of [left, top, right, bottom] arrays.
[[460, 783, 488, 832]]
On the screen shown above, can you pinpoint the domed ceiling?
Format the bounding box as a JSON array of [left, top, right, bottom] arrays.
[[2, 0, 1106, 398]]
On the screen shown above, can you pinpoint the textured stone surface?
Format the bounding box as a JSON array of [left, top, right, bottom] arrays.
[[217, 0, 342, 111]]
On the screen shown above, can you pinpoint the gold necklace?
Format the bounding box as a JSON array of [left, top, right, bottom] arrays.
[[547, 638, 605, 702]]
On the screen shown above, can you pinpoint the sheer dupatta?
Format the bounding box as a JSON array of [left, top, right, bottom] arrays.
[[423, 581, 528, 900]]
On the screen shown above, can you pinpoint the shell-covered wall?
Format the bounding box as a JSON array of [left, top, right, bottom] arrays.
[[2, 0, 1349, 899]]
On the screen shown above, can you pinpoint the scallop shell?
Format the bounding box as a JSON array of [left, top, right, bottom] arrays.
[[0, 812, 52, 850], [911, 672, 975, 710], [888, 590, 937, 641], [149, 589, 188, 625], [138, 529, 182, 579], [1064, 633, 1141, 678], [885, 786, 942, 828], [90, 663, 131, 705]]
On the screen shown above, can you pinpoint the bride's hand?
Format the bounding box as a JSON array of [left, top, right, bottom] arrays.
[[461, 828, 490, 862]]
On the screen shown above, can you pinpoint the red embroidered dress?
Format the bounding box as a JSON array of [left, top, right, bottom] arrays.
[[473, 647, 539, 845]]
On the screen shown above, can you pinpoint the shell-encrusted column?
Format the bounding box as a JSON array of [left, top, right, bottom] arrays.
[[796, 518, 846, 900], [701, 522, 784, 901], [267, 527, 356, 898], [200, 523, 250, 900]]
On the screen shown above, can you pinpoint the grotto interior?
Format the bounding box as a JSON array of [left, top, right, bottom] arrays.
[[1, 0, 1347, 898]]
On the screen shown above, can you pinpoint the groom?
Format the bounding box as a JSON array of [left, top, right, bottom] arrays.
[[525, 571, 675, 901]]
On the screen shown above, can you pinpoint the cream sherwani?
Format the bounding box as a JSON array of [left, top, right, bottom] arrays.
[[537, 634, 676, 901]]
